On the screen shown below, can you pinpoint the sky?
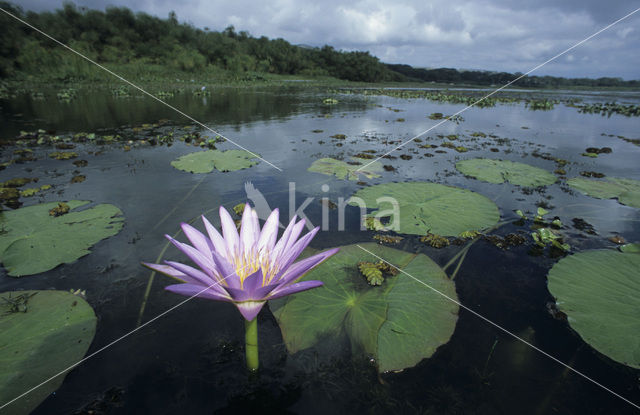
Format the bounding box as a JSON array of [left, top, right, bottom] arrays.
[[14, 0, 640, 79]]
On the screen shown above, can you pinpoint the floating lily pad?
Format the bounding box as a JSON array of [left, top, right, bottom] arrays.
[[171, 149, 260, 173], [0, 201, 124, 276], [272, 243, 458, 373], [547, 250, 640, 369], [0, 290, 97, 414], [456, 159, 557, 186], [567, 177, 640, 208], [349, 182, 499, 236], [619, 243, 640, 253], [307, 157, 382, 181]]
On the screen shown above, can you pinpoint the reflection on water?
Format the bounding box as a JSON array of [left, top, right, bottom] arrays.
[[0, 86, 639, 414]]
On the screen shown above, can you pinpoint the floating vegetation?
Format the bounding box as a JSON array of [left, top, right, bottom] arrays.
[[547, 250, 640, 369], [373, 234, 403, 244], [456, 158, 557, 187], [525, 99, 556, 110], [363, 216, 388, 231], [71, 175, 86, 183], [0, 201, 124, 276], [358, 261, 398, 286], [440, 142, 468, 153], [272, 243, 459, 373], [572, 218, 597, 235], [171, 149, 260, 173], [56, 88, 77, 102], [531, 228, 570, 252], [580, 171, 605, 178], [567, 177, 640, 208], [420, 233, 450, 248], [323, 98, 338, 104], [619, 243, 640, 253], [383, 165, 396, 172], [1, 291, 37, 314], [350, 182, 499, 236], [49, 202, 70, 217], [483, 233, 526, 249], [232, 203, 245, 216], [49, 151, 78, 160], [308, 157, 382, 181], [19, 185, 50, 197], [608, 235, 626, 245], [330, 134, 346, 139], [112, 85, 131, 98], [585, 147, 612, 155], [155, 90, 175, 99], [0, 290, 97, 414], [577, 102, 640, 117]]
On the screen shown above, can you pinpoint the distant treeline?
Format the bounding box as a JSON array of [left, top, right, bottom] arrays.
[[0, 2, 637, 87], [386, 64, 640, 88]]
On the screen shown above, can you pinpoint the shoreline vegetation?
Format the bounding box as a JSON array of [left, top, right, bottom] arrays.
[[1, 2, 639, 93]]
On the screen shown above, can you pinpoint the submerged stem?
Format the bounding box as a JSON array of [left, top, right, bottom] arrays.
[[245, 318, 259, 371]]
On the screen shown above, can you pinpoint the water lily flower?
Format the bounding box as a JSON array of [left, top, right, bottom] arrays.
[[143, 204, 338, 370]]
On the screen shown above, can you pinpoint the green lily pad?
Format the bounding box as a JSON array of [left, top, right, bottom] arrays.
[[307, 157, 382, 181], [567, 177, 640, 208], [272, 243, 459, 373], [0, 290, 97, 414], [456, 159, 557, 186], [171, 149, 260, 173], [0, 201, 124, 276], [349, 182, 500, 236], [619, 243, 640, 253], [547, 250, 640, 369]]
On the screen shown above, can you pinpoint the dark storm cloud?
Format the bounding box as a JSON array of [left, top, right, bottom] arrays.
[[12, 0, 640, 79]]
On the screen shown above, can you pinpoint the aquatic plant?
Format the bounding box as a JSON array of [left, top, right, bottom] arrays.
[[143, 205, 338, 371]]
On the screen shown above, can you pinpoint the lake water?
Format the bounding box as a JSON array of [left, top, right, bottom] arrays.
[[0, 85, 639, 414]]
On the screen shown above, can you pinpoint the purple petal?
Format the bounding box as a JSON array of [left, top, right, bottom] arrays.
[[284, 219, 307, 252], [223, 285, 252, 302], [271, 216, 297, 259], [165, 283, 232, 302], [162, 261, 211, 285], [272, 218, 306, 264], [278, 227, 319, 272], [210, 249, 241, 289], [181, 222, 213, 260], [274, 248, 339, 286], [242, 269, 264, 296], [142, 262, 189, 282], [219, 206, 239, 255], [239, 204, 258, 255], [202, 215, 230, 259], [257, 208, 279, 253], [266, 280, 324, 301], [235, 300, 266, 321], [165, 235, 218, 279]]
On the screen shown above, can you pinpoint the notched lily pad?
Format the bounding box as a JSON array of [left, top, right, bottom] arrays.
[[456, 158, 557, 187], [567, 177, 640, 208], [349, 182, 500, 236], [171, 149, 260, 173], [271, 243, 459, 373], [308, 157, 382, 181], [0, 290, 97, 414], [547, 250, 640, 369], [0, 200, 125, 276]]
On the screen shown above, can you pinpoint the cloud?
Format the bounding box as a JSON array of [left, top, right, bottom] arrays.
[[14, 0, 640, 79]]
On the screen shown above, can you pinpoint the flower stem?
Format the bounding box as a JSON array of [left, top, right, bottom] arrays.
[[244, 317, 259, 371]]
